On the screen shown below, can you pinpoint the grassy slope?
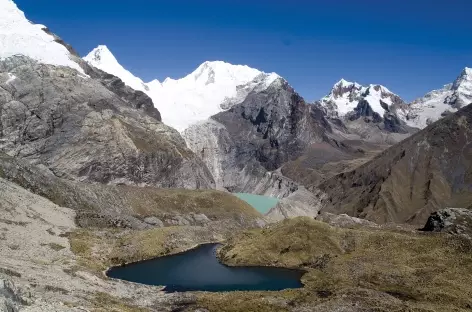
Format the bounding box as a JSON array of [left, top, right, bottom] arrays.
[[199, 217, 472, 312]]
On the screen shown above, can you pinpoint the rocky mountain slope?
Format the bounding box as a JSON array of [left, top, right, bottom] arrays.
[[181, 77, 372, 200], [318, 102, 472, 225], [0, 0, 215, 189]]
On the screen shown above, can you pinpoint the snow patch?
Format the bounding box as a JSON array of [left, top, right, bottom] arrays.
[[5, 72, 16, 84], [0, 0, 84, 74]]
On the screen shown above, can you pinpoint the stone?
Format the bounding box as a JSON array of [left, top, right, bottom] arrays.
[[0, 279, 25, 312], [143, 217, 164, 227], [316, 212, 379, 228], [190, 213, 211, 225], [422, 208, 472, 238]]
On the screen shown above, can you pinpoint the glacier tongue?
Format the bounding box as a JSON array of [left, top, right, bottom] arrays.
[[0, 0, 84, 74], [84, 46, 280, 132]]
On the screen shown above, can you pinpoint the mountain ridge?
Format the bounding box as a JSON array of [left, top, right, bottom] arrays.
[[84, 45, 280, 131]]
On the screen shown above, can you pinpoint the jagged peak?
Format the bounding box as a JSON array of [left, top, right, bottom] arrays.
[[452, 67, 472, 91], [84, 44, 147, 91], [365, 84, 393, 94], [335, 78, 358, 87], [84, 45, 118, 65], [463, 67, 472, 76]]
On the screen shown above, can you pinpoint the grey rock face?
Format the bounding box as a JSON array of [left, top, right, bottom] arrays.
[[346, 99, 383, 123], [0, 279, 28, 312], [184, 79, 331, 197], [163, 213, 211, 226], [422, 208, 472, 238], [0, 56, 214, 189], [184, 119, 299, 197], [213, 79, 332, 172]]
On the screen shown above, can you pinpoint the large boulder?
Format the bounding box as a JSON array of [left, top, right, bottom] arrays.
[[422, 208, 472, 238]]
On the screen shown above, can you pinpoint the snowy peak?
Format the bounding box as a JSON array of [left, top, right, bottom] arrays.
[[146, 61, 280, 131], [179, 60, 266, 87], [399, 67, 472, 129], [84, 45, 148, 92], [321, 79, 404, 118], [333, 78, 362, 89], [0, 0, 84, 73], [84, 45, 117, 65], [451, 67, 472, 100], [82, 46, 281, 131]]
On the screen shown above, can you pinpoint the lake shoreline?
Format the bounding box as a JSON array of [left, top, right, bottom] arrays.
[[106, 242, 307, 293]]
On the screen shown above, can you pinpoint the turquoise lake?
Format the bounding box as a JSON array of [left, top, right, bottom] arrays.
[[234, 193, 279, 214]]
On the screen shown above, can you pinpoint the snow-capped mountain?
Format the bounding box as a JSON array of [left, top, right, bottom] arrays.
[[399, 67, 472, 129], [320, 79, 405, 119], [84, 46, 280, 131], [84, 45, 148, 92], [0, 0, 84, 74]]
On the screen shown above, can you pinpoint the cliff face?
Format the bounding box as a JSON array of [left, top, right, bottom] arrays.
[[0, 55, 214, 189], [184, 79, 332, 197]]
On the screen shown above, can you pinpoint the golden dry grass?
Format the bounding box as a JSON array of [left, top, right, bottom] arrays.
[[200, 217, 472, 312]]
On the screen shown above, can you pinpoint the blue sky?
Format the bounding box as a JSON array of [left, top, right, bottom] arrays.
[[15, 0, 472, 102]]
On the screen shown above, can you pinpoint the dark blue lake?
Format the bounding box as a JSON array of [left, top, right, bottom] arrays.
[[107, 243, 305, 292]]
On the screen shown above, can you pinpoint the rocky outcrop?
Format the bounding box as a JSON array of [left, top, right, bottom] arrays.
[[318, 103, 472, 225], [316, 212, 379, 228], [265, 187, 325, 222], [0, 55, 214, 189], [0, 279, 28, 312], [422, 208, 472, 238]]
